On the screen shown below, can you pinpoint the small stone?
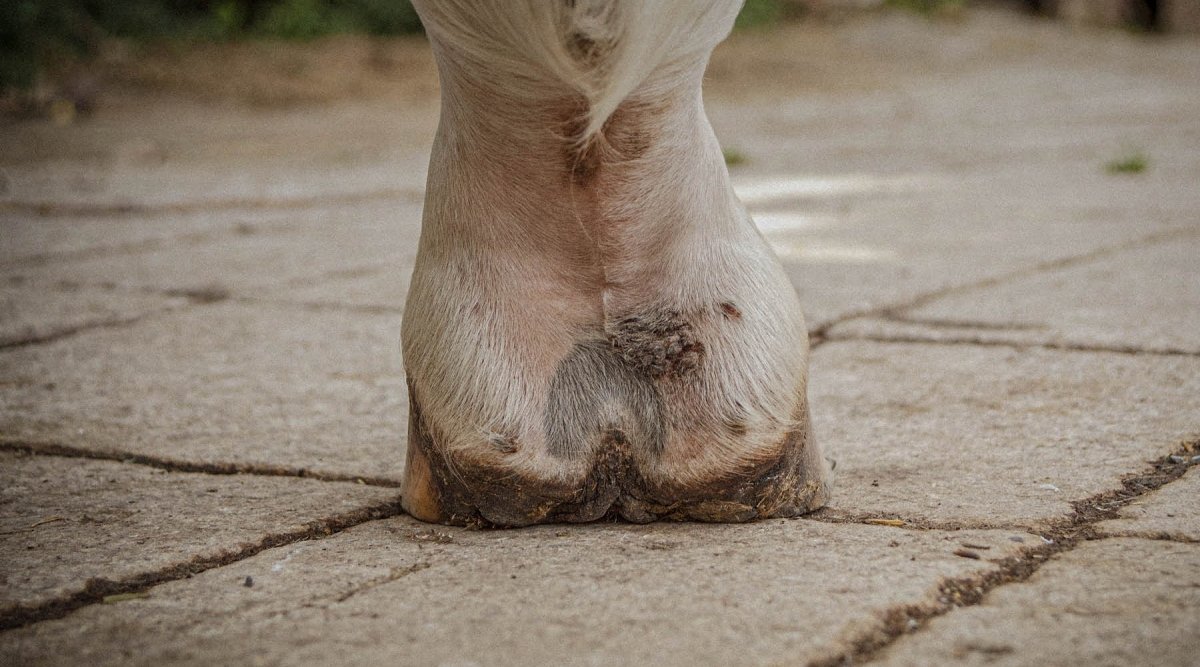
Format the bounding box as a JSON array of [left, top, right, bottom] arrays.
[[1168, 455, 1185, 464], [1008, 536, 1025, 543], [243, 576, 254, 588], [953, 548, 981, 560], [1037, 483, 1060, 492]]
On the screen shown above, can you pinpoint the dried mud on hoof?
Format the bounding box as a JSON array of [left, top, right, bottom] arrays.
[[400, 390, 830, 528]]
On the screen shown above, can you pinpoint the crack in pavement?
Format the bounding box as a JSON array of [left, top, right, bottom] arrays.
[[807, 225, 1200, 351], [332, 562, 432, 604], [0, 312, 172, 351], [809, 438, 1200, 667], [882, 225, 1200, 317], [877, 313, 1046, 332], [0, 497, 404, 632], [0, 440, 403, 489], [820, 332, 1200, 358], [0, 187, 423, 220], [801, 510, 1028, 534], [2, 223, 285, 271], [0, 269, 401, 352], [232, 296, 405, 316], [1094, 530, 1199, 544], [0, 283, 233, 351]]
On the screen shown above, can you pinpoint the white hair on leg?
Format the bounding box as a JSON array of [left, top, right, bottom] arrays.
[[411, 0, 743, 144], [401, 0, 831, 525]]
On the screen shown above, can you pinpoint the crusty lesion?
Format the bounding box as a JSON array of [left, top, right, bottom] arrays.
[[607, 309, 705, 380]]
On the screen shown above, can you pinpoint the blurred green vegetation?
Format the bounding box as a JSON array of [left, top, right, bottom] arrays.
[[1, 0, 423, 91], [2, 0, 794, 94], [734, 0, 787, 30], [722, 147, 748, 167], [885, 0, 966, 18], [1106, 152, 1149, 175]]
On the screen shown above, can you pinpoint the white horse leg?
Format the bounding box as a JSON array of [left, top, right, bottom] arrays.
[[401, 0, 831, 526]]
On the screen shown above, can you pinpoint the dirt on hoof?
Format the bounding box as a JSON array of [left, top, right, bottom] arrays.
[[400, 385, 829, 528]]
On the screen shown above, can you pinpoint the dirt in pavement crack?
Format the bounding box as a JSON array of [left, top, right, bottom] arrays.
[[808, 439, 1200, 667], [0, 440, 402, 488], [333, 562, 432, 603], [0, 498, 404, 631]]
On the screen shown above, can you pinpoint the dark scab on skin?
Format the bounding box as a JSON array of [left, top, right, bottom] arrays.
[[403, 303, 828, 527], [608, 310, 704, 380], [719, 301, 742, 320]]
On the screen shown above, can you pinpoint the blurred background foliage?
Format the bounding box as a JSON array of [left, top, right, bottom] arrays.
[[1, 0, 424, 91], [2, 0, 1158, 98], [0, 0, 836, 94]]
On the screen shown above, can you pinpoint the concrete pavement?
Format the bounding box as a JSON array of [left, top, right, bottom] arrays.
[[1, 8, 1198, 666]]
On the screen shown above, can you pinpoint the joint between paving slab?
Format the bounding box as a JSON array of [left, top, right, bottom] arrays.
[[5, 226, 263, 271], [820, 332, 1200, 358], [0, 496, 405, 632], [878, 312, 1045, 332], [333, 562, 433, 604], [801, 509, 1026, 533], [232, 296, 405, 316], [0, 187, 424, 220], [0, 271, 402, 353], [810, 439, 1200, 667], [889, 225, 1200, 316], [805, 228, 1198, 350], [1093, 530, 1199, 545], [0, 285, 230, 351], [0, 440, 402, 489], [0, 311, 172, 351]]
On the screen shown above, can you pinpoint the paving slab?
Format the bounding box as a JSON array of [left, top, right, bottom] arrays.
[[0, 301, 408, 481], [0, 98, 435, 211], [263, 264, 412, 312], [768, 198, 1187, 330], [0, 284, 180, 347], [0, 199, 424, 300], [709, 10, 1200, 183], [828, 231, 1200, 354], [708, 11, 1200, 329], [1097, 466, 1200, 541], [0, 204, 384, 268], [0, 449, 397, 617], [810, 341, 1200, 527], [875, 538, 1200, 666], [0, 516, 1034, 666]]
